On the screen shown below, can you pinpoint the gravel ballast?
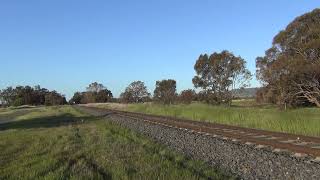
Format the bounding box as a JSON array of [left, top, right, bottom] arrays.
[[76, 106, 320, 179]]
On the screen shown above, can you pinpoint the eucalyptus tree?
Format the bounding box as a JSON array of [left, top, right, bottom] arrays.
[[153, 79, 177, 105], [256, 8, 320, 107], [120, 81, 150, 103], [193, 50, 251, 105]]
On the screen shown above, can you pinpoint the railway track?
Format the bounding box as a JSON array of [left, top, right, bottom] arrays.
[[77, 106, 320, 162]]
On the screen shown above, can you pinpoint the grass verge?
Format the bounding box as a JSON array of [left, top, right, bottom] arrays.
[[99, 101, 320, 137], [0, 106, 232, 179]]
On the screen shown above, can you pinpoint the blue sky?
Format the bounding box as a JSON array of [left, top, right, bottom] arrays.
[[1, 1, 319, 99]]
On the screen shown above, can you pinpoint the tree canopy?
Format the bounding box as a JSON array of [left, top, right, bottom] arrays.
[[256, 8, 320, 107], [86, 82, 106, 93], [120, 81, 150, 103], [70, 82, 113, 104], [193, 50, 251, 105], [153, 79, 177, 104]]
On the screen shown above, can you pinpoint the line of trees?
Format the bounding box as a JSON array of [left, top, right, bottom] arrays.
[[0, 85, 66, 107], [119, 80, 196, 105], [115, 50, 252, 105], [69, 80, 194, 105]]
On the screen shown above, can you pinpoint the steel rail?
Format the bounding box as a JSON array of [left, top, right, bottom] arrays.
[[78, 106, 320, 160]]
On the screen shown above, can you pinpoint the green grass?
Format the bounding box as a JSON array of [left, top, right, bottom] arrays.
[[121, 101, 320, 137], [0, 106, 231, 180]]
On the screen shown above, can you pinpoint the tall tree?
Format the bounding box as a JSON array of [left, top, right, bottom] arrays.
[[256, 8, 320, 107], [193, 50, 251, 105], [153, 79, 177, 104], [70, 82, 113, 104], [120, 81, 150, 103], [86, 82, 106, 93]]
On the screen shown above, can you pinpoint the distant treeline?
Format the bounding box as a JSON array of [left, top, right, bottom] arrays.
[[70, 81, 202, 105], [0, 85, 66, 107], [69, 80, 250, 106]]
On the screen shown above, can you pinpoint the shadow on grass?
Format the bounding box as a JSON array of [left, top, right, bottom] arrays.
[[0, 114, 94, 131], [0, 109, 40, 122]]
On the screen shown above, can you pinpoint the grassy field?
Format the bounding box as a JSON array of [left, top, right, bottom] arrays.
[[0, 106, 231, 179], [95, 100, 320, 137]]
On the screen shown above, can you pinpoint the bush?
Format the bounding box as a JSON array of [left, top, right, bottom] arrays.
[[178, 89, 195, 104]]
